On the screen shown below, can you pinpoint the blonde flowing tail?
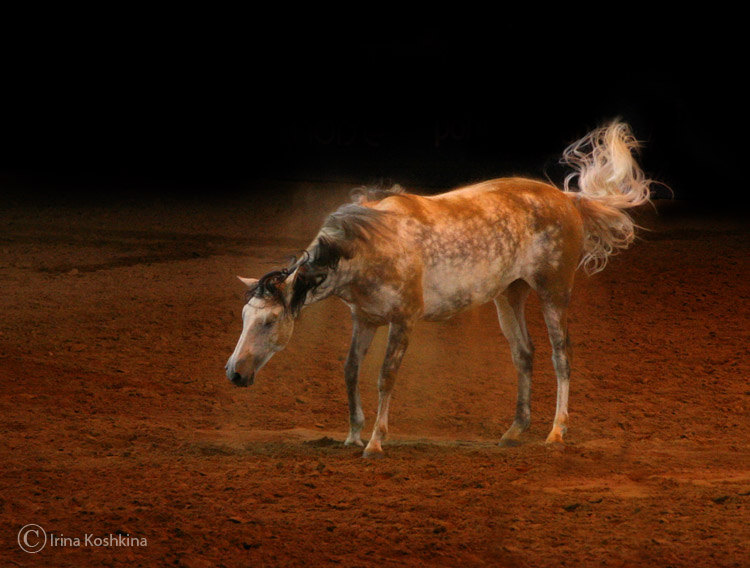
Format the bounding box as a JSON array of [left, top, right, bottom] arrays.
[[561, 120, 654, 274]]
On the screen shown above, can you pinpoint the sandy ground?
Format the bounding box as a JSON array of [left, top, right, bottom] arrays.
[[1, 181, 748, 567]]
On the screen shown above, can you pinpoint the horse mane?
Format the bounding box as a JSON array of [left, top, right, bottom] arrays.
[[288, 237, 346, 315], [289, 197, 394, 315], [250, 187, 398, 316], [245, 269, 289, 304]]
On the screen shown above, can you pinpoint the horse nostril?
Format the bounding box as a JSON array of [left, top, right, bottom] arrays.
[[230, 372, 242, 383]]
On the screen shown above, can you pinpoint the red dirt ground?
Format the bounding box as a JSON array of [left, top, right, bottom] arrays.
[[1, 181, 748, 567]]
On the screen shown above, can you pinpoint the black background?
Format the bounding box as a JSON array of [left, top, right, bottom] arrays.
[[0, 13, 744, 206]]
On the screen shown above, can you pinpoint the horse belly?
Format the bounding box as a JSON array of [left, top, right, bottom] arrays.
[[421, 260, 514, 321]]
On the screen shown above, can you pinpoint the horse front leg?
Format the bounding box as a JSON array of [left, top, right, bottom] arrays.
[[363, 321, 411, 458], [344, 315, 377, 447]]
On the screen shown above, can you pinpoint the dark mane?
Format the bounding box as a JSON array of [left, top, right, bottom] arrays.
[[246, 269, 290, 305], [250, 194, 394, 317], [289, 200, 392, 315], [289, 236, 349, 316]]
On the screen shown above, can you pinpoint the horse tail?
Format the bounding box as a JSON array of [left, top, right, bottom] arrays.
[[561, 119, 654, 274]]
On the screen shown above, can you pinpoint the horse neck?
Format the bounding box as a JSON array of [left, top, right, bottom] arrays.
[[292, 261, 352, 312]]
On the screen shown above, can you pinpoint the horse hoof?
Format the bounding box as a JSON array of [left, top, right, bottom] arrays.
[[344, 438, 364, 448], [498, 438, 522, 448], [545, 432, 565, 445]]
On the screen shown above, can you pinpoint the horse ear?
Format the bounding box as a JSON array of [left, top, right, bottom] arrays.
[[237, 276, 259, 288]]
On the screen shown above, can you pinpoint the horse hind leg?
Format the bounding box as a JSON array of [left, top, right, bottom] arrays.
[[540, 290, 572, 444], [495, 279, 534, 447]]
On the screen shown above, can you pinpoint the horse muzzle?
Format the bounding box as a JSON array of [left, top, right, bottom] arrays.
[[226, 358, 255, 387], [228, 370, 254, 387]]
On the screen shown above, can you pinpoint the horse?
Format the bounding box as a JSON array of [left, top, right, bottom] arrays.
[[225, 120, 654, 457]]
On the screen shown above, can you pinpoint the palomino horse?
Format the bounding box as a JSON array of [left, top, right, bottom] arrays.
[[226, 120, 653, 457]]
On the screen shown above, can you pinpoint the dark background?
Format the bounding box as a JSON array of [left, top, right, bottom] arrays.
[[0, 14, 744, 206]]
